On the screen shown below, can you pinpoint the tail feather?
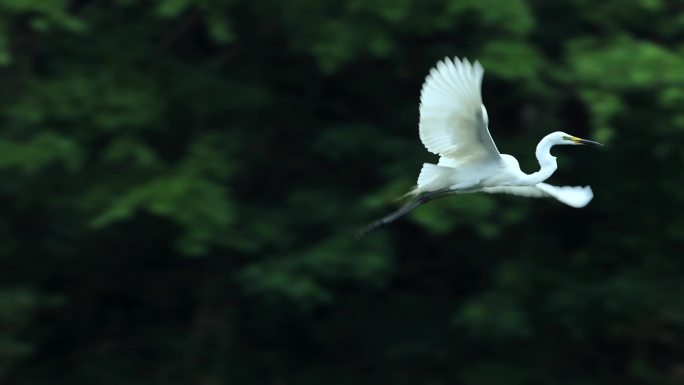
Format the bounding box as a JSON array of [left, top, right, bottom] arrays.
[[416, 163, 452, 190]]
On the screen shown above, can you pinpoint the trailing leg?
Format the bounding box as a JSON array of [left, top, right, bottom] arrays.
[[357, 189, 453, 238]]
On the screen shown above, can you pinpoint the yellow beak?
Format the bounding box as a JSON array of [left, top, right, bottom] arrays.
[[569, 136, 603, 146]]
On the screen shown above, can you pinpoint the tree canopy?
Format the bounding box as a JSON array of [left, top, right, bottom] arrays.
[[1, 0, 683, 384]]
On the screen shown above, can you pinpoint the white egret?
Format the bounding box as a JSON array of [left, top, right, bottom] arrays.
[[359, 56, 602, 236]]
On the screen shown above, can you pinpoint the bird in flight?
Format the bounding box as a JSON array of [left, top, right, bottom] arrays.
[[359, 57, 602, 236]]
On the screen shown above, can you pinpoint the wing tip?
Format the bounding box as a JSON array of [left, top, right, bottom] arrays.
[[567, 185, 594, 208]]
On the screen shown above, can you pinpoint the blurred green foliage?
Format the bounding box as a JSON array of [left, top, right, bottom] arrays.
[[0, 0, 683, 384]]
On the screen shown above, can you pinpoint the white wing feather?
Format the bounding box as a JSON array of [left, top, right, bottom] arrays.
[[482, 183, 593, 208], [419, 57, 501, 163]]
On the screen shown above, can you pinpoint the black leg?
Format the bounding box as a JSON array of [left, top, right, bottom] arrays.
[[356, 189, 453, 238]]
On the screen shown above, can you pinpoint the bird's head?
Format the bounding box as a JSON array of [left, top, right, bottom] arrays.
[[554, 131, 603, 146]]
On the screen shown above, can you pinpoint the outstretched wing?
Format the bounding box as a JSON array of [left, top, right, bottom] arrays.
[[482, 183, 593, 208], [419, 57, 502, 164]]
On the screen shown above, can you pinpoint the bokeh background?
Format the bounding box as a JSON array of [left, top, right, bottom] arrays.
[[1, 0, 683, 384]]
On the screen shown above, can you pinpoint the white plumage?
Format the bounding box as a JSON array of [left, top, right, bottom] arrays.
[[419, 58, 499, 162], [359, 56, 601, 236], [482, 184, 594, 208], [413, 56, 599, 208]]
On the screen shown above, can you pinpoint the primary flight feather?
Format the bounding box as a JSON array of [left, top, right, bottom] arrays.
[[359, 57, 601, 236]]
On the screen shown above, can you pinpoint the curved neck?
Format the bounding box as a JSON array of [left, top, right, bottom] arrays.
[[519, 135, 558, 184]]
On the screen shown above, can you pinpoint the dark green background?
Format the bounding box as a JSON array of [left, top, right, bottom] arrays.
[[1, 0, 683, 384]]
